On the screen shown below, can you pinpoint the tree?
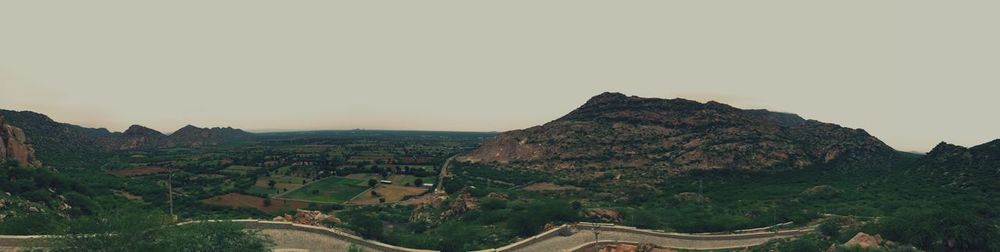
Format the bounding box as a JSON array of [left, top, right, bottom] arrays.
[[263, 197, 272, 207], [414, 178, 424, 187], [348, 214, 383, 239], [368, 179, 378, 188], [436, 222, 481, 252], [267, 180, 276, 189], [49, 210, 273, 252]]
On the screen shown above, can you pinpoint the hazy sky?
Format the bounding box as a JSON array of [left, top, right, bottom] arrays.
[[1, 1, 998, 152]]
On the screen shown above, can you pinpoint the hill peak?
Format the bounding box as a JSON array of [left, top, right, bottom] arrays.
[[123, 124, 165, 137], [465, 92, 896, 173]]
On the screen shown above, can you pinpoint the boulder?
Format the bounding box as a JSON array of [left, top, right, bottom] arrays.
[[584, 208, 622, 223], [844, 232, 883, 249], [292, 209, 340, 226]]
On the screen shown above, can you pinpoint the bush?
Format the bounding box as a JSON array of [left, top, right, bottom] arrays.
[[348, 214, 384, 239], [0, 213, 64, 235], [817, 219, 840, 238], [480, 198, 507, 211], [507, 200, 577, 236]]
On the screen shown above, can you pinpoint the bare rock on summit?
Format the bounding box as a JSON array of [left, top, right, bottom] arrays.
[[463, 92, 897, 173]]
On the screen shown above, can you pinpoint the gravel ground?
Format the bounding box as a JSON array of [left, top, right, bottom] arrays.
[[261, 229, 373, 251]]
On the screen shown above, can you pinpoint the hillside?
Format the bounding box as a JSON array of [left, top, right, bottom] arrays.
[[0, 110, 256, 165], [463, 92, 898, 173], [917, 140, 1000, 190], [0, 110, 114, 166], [168, 125, 255, 147]]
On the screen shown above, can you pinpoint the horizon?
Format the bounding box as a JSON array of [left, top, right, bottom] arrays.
[[3, 1, 1000, 152]]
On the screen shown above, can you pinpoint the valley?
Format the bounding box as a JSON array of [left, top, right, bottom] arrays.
[[1, 93, 998, 251]]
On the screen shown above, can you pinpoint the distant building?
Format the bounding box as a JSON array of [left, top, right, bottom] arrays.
[[379, 180, 392, 184], [422, 183, 434, 188]]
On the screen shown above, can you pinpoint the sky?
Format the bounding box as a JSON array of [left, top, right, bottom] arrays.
[[1, 1, 998, 153]]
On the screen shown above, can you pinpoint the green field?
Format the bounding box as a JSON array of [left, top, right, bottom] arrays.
[[282, 177, 369, 203], [221, 165, 260, 175]]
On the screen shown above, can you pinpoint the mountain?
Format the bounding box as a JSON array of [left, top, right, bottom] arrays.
[[463, 92, 898, 172], [917, 140, 1000, 190], [167, 125, 255, 147], [0, 110, 115, 166], [117, 124, 168, 150], [0, 109, 256, 165], [0, 115, 41, 166]]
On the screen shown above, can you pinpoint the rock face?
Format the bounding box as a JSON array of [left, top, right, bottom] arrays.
[[463, 92, 897, 172], [844, 232, 883, 249], [0, 116, 41, 166], [583, 208, 623, 223]]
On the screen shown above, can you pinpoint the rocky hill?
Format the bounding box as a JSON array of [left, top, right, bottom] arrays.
[[0, 116, 41, 167], [463, 92, 898, 172], [917, 140, 1000, 190], [0, 109, 256, 165], [118, 124, 169, 149], [167, 125, 255, 147], [0, 110, 113, 166]]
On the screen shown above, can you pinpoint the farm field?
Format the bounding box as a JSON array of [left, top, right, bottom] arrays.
[[343, 173, 434, 186], [253, 175, 310, 195], [281, 177, 369, 203], [348, 184, 428, 205], [221, 165, 261, 175], [109, 166, 171, 177], [201, 193, 311, 212]]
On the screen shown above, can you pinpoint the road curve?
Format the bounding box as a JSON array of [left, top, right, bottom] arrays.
[[503, 224, 813, 252], [0, 221, 811, 252]]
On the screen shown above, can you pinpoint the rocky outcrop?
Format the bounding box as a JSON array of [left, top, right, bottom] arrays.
[[583, 208, 622, 223], [442, 191, 479, 218], [463, 92, 898, 173], [844, 232, 883, 249], [0, 116, 40, 166], [272, 209, 341, 227]]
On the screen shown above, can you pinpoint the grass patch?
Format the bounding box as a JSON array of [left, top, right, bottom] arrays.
[[283, 177, 369, 203]]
